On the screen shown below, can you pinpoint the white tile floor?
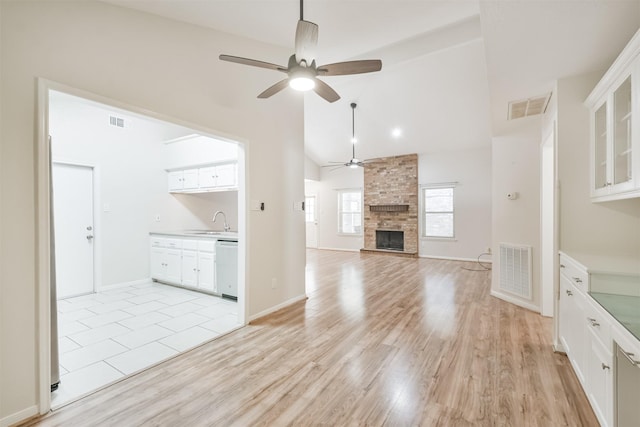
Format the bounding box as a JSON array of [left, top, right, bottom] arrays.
[[52, 281, 239, 407]]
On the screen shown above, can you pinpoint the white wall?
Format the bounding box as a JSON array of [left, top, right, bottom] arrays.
[[162, 135, 238, 170], [418, 148, 492, 261], [50, 93, 239, 288], [305, 167, 364, 251], [304, 155, 320, 181], [491, 121, 542, 311], [555, 72, 640, 258], [0, 1, 305, 423]]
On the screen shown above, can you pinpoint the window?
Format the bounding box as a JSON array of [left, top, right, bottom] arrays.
[[338, 189, 362, 235], [305, 196, 316, 223], [422, 185, 454, 238]]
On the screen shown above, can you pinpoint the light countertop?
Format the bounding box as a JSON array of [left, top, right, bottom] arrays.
[[150, 230, 239, 241]]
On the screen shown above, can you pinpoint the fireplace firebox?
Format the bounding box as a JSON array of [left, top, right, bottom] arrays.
[[376, 230, 404, 251]]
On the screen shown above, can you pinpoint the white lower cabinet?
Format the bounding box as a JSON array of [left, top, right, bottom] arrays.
[[151, 235, 218, 294], [587, 331, 613, 427], [150, 238, 182, 285], [559, 274, 588, 386]]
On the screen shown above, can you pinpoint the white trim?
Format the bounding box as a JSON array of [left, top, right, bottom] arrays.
[[36, 78, 250, 417], [420, 254, 493, 263], [0, 405, 39, 427], [317, 247, 361, 253], [490, 289, 540, 313], [96, 278, 152, 292], [248, 294, 308, 322]]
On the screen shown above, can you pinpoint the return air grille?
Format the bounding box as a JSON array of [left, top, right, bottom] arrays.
[[507, 93, 551, 120], [499, 243, 532, 300]]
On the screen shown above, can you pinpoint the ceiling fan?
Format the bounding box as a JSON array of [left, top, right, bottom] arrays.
[[219, 0, 382, 103], [324, 103, 372, 170]]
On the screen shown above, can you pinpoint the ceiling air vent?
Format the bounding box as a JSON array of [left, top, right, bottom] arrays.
[[507, 93, 552, 120], [109, 115, 125, 128]]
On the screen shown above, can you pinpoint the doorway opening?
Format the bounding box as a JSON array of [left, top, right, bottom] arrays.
[[40, 83, 248, 410]]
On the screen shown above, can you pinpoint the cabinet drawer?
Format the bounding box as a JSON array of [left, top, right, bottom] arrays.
[[560, 254, 588, 293], [182, 239, 198, 251], [198, 240, 215, 252], [165, 238, 182, 249], [585, 298, 611, 349], [150, 237, 167, 247]]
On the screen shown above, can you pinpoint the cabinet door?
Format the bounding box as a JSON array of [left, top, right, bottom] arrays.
[[198, 252, 215, 292], [215, 163, 237, 187], [593, 102, 609, 196], [168, 171, 184, 191], [587, 335, 613, 427], [165, 249, 182, 285], [181, 250, 198, 288], [568, 286, 587, 386], [182, 169, 199, 190], [150, 247, 166, 280], [198, 166, 217, 189], [559, 275, 574, 353], [612, 76, 634, 191]]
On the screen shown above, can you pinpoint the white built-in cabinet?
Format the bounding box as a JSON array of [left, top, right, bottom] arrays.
[[557, 252, 640, 427], [168, 162, 237, 193], [150, 235, 220, 294], [149, 237, 182, 285], [586, 29, 640, 202], [181, 239, 216, 293]]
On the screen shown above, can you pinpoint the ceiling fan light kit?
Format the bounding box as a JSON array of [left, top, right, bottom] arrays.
[[218, 0, 382, 103]]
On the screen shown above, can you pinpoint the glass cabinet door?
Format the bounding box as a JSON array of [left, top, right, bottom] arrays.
[[594, 103, 608, 190], [613, 76, 632, 185]]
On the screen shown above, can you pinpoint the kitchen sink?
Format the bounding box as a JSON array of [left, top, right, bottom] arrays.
[[184, 230, 237, 236]]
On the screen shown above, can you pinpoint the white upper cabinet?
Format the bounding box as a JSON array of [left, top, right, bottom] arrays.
[[167, 162, 237, 194], [586, 29, 640, 202]]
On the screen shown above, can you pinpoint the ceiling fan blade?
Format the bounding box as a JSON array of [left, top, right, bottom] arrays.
[[317, 60, 382, 76], [219, 54, 287, 72], [257, 79, 290, 99], [312, 78, 340, 103], [295, 20, 318, 64]]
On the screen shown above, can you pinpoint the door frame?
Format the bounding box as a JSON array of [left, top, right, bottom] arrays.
[[35, 78, 249, 414], [540, 123, 559, 322], [305, 193, 318, 248], [52, 160, 101, 295]]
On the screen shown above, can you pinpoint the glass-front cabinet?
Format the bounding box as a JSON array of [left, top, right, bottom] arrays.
[[586, 32, 640, 202]]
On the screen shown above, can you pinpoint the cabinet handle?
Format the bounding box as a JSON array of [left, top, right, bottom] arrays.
[[587, 317, 596, 322], [621, 351, 640, 366], [572, 277, 582, 283], [566, 290, 573, 296], [601, 363, 610, 370], [560, 264, 565, 268]]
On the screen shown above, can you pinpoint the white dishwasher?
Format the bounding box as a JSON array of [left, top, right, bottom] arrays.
[[216, 240, 238, 300]]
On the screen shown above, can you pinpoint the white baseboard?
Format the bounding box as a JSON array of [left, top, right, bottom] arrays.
[[490, 290, 540, 313], [1, 405, 38, 427], [248, 294, 308, 322], [420, 254, 493, 263], [316, 247, 360, 253], [96, 278, 152, 292]]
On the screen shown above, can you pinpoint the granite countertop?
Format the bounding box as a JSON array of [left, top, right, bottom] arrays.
[[150, 230, 239, 240], [590, 292, 640, 342]]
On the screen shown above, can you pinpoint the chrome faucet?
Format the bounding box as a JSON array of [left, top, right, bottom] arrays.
[[212, 210, 230, 232]]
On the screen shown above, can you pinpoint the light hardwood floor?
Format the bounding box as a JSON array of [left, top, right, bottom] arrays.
[[26, 249, 597, 426]]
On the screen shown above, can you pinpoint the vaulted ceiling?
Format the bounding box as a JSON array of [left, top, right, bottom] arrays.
[[103, 0, 639, 166]]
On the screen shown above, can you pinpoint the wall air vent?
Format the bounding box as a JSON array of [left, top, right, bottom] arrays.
[[499, 243, 532, 300], [109, 115, 125, 128], [507, 93, 552, 120]]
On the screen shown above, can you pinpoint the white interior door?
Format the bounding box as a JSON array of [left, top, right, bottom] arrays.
[[53, 163, 95, 299], [305, 195, 318, 248]]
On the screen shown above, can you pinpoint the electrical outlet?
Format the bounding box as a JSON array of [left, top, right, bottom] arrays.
[[486, 246, 492, 254]]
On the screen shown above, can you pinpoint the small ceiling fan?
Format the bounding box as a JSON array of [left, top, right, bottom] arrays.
[[324, 103, 372, 170], [219, 0, 382, 103]]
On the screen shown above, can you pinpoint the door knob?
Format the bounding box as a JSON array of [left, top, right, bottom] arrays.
[[86, 235, 94, 241], [86, 226, 93, 231]]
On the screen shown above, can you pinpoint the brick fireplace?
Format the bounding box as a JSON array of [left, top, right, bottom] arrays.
[[362, 154, 418, 256]]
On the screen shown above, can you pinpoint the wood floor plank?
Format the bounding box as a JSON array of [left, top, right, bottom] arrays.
[[24, 249, 598, 426]]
